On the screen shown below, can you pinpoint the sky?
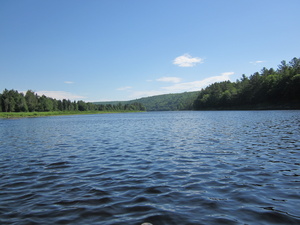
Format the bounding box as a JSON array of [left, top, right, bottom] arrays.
[[1, 0, 300, 102]]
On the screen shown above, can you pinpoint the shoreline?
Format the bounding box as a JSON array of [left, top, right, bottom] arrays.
[[0, 110, 144, 119]]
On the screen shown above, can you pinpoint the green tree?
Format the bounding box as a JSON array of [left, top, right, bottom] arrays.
[[37, 95, 53, 111], [1, 89, 20, 112], [78, 100, 87, 111], [25, 90, 38, 112], [73, 101, 78, 111], [1, 89, 9, 112], [15, 93, 28, 112]]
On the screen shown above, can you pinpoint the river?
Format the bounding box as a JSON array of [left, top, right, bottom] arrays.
[[0, 111, 299, 224]]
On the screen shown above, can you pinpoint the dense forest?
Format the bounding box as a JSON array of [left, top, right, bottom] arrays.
[[193, 57, 300, 109], [0, 90, 146, 112]]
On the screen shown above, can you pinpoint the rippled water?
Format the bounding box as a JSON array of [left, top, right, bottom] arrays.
[[0, 111, 300, 225]]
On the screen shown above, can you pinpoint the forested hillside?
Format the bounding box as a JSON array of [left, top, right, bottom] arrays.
[[0, 90, 145, 112], [128, 91, 199, 111], [94, 91, 199, 111], [193, 57, 300, 110]]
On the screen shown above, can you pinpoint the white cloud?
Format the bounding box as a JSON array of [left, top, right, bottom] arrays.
[[129, 72, 234, 99], [221, 72, 235, 76], [64, 81, 74, 84], [156, 76, 182, 83], [173, 54, 204, 67], [116, 86, 132, 91], [161, 72, 234, 92], [250, 60, 265, 65], [35, 91, 86, 101]]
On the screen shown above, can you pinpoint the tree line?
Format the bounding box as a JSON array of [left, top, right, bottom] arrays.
[[98, 57, 299, 111], [1, 57, 299, 112], [126, 91, 199, 111], [0, 90, 146, 112], [94, 91, 200, 111], [193, 57, 300, 109]]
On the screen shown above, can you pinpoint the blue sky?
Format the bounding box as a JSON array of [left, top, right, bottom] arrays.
[[1, 0, 300, 102]]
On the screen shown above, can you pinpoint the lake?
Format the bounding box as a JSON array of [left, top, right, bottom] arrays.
[[0, 111, 300, 225]]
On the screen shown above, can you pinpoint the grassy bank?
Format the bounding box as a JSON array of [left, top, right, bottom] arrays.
[[0, 110, 144, 118]]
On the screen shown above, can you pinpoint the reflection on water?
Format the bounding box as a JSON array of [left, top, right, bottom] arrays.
[[0, 111, 300, 224]]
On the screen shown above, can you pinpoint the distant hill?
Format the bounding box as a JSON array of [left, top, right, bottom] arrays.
[[95, 57, 300, 111], [94, 91, 199, 111]]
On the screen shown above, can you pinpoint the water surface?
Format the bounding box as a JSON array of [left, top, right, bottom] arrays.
[[0, 111, 300, 224]]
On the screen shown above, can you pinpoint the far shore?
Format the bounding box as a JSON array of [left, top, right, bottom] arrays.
[[0, 110, 144, 119]]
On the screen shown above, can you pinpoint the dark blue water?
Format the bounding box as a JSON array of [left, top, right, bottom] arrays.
[[0, 111, 300, 225]]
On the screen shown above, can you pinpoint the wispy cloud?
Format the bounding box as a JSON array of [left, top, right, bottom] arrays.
[[116, 86, 132, 91], [221, 72, 235, 76], [161, 72, 234, 92], [250, 60, 265, 65], [36, 91, 86, 101], [129, 72, 234, 99], [156, 77, 182, 83], [64, 81, 74, 84], [173, 54, 204, 67]]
